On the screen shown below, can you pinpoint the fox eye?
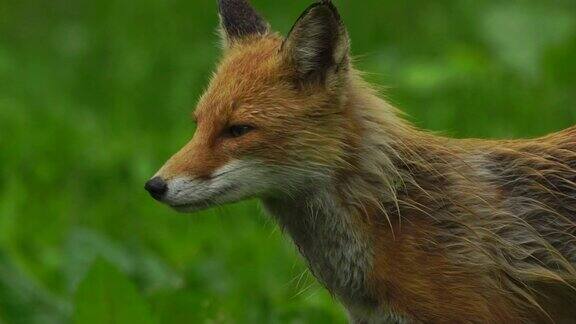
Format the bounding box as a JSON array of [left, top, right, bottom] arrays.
[[227, 125, 255, 138]]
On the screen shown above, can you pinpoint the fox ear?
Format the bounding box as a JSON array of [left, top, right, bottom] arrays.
[[283, 1, 350, 85], [218, 0, 269, 48]]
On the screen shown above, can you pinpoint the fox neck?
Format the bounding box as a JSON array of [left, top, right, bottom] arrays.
[[262, 185, 377, 307], [262, 77, 416, 309]]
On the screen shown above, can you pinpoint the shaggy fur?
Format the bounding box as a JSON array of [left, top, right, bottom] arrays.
[[150, 1, 576, 322]]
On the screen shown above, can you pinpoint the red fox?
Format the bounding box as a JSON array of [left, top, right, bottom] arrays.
[[145, 0, 576, 322]]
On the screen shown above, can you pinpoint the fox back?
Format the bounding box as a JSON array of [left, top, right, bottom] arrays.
[[146, 1, 576, 322]]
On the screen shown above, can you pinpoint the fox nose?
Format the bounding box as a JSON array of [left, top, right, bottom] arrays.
[[145, 177, 168, 201]]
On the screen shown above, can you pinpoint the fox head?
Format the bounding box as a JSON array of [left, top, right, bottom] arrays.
[[146, 0, 358, 212]]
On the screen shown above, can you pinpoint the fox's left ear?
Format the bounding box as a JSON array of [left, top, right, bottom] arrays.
[[218, 0, 269, 49], [283, 1, 350, 85]]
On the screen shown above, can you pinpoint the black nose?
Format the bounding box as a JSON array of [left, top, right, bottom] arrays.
[[145, 177, 168, 201]]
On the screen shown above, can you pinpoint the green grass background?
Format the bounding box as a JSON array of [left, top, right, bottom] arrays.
[[1, 0, 575, 323]]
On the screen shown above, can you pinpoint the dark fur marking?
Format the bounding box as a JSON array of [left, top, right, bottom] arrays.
[[284, 1, 347, 84], [219, 0, 268, 41]]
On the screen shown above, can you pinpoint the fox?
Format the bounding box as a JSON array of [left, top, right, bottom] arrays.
[[145, 0, 576, 322]]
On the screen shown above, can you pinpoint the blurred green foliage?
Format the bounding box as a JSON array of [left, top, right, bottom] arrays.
[[73, 259, 156, 324], [0, 0, 575, 323]]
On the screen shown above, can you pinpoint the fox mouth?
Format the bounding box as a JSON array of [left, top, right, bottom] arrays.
[[170, 201, 213, 213], [170, 198, 214, 210], [168, 184, 238, 213]]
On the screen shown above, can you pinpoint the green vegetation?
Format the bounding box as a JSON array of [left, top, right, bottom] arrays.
[[0, 0, 575, 322]]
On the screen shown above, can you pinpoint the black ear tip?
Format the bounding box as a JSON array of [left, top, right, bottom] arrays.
[[307, 0, 341, 19], [318, 0, 334, 5], [316, 0, 337, 9], [218, 0, 242, 7], [218, 0, 247, 13], [295, 0, 340, 21], [218, 0, 241, 10], [218, 0, 269, 40]]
